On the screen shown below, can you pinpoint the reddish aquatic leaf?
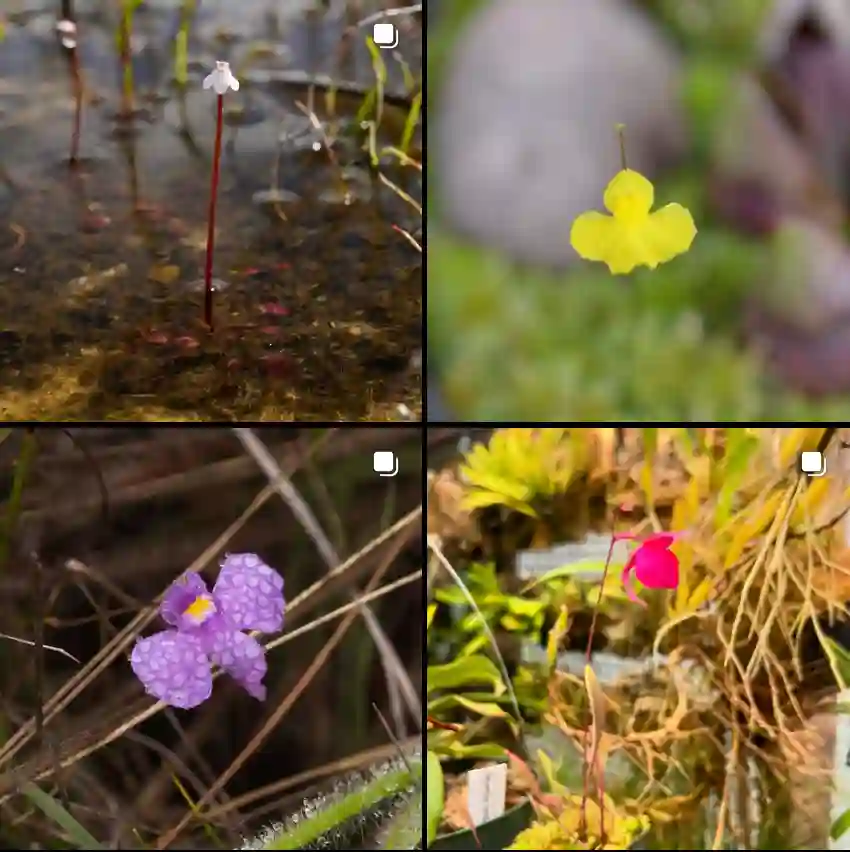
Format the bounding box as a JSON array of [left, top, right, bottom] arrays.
[[144, 330, 170, 345], [260, 302, 290, 316], [259, 353, 293, 377], [174, 335, 200, 350]]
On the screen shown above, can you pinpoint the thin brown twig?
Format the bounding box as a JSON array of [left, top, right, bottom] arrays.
[[233, 428, 421, 729]]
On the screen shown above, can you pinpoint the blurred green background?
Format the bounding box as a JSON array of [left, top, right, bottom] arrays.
[[427, 0, 850, 420]]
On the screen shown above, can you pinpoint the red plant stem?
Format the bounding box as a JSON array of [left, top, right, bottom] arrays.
[[426, 716, 461, 731], [118, 10, 132, 118], [69, 47, 82, 166], [60, 2, 82, 167], [203, 93, 224, 330]]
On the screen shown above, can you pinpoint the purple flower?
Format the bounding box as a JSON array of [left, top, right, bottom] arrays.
[[130, 553, 284, 709]]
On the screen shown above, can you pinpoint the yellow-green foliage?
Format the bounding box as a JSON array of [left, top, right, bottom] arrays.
[[508, 796, 648, 850], [460, 429, 589, 517]]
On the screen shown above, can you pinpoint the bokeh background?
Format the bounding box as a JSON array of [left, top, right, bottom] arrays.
[[428, 0, 850, 420]]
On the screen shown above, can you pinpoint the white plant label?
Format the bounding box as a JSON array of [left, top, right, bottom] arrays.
[[516, 533, 630, 580], [466, 763, 507, 826]]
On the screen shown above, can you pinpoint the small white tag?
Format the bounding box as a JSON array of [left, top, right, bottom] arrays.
[[466, 763, 507, 826], [516, 534, 630, 580]]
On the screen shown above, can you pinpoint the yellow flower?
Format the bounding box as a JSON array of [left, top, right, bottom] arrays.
[[570, 169, 696, 274]]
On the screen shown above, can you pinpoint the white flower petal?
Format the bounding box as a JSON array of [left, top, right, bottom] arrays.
[[203, 60, 240, 96]]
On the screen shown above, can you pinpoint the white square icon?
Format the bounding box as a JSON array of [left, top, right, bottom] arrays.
[[800, 450, 826, 476], [373, 22, 398, 48], [373, 450, 398, 477]]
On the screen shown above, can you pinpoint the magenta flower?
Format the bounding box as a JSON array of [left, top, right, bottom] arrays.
[[619, 532, 681, 607], [130, 554, 284, 709]]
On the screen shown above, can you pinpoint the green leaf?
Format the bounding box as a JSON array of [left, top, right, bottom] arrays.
[[461, 469, 533, 503], [832, 807, 850, 841], [824, 637, 850, 690], [427, 655, 504, 694], [440, 741, 507, 760], [434, 586, 468, 606], [504, 597, 546, 617], [438, 696, 510, 719], [264, 763, 419, 850], [21, 783, 104, 849], [427, 691, 514, 715], [458, 634, 489, 658], [640, 428, 658, 504], [426, 751, 444, 845], [426, 603, 437, 632], [524, 561, 622, 589], [715, 429, 759, 526], [461, 488, 537, 518]]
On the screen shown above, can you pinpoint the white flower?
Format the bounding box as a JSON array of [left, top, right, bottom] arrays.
[[203, 60, 239, 95], [56, 18, 77, 49]]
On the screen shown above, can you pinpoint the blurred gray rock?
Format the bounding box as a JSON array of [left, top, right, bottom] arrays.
[[710, 75, 844, 232], [748, 217, 850, 394], [759, 0, 850, 60], [749, 308, 850, 395], [763, 218, 850, 333], [435, 0, 688, 267]]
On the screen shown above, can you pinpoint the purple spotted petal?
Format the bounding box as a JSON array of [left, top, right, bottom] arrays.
[[200, 623, 267, 700], [161, 572, 210, 628], [130, 630, 212, 709], [212, 553, 285, 633]]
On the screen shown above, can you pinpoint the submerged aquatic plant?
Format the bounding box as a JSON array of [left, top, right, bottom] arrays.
[[117, 0, 142, 118], [199, 60, 240, 330], [173, 0, 197, 87], [130, 553, 284, 708], [570, 126, 697, 274]]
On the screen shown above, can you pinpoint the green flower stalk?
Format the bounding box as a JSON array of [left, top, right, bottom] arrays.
[[239, 753, 422, 850], [117, 0, 142, 118]]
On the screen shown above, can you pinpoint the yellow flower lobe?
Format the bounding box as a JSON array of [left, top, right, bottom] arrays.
[[570, 168, 696, 274], [183, 596, 215, 624]]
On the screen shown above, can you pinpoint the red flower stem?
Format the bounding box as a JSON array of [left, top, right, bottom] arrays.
[[584, 535, 617, 666], [203, 93, 223, 330], [60, 1, 82, 167], [69, 46, 82, 166], [426, 716, 461, 731], [119, 6, 133, 118]]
